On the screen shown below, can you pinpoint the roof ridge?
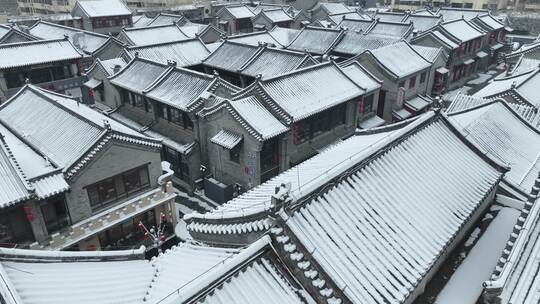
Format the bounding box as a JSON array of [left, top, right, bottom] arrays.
[[126, 36, 198, 49], [260, 61, 334, 82], [31, 19, 108, 38], [0, 121, 34, 190]]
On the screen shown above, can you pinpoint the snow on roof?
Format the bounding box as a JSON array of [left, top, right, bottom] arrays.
[[374, 11, 407, 22], [227, 31, 283, 47], [144, 67, 214, 111], [438, 8, 488, 21], [338, 18, 374, 32], [403, 14, 441, 32], [75, 0, 131, 17], [258, 8, 293, 23], [146, 13, 185, 26], [0, 39, 82, 70], [440, 19, 484, 42], [368, 41, 431, 78], [119, 24, 188, 46], [186, 116, 407, 222], [510, 56, 540, 76], [485, 195, 540, 304], [317, 2, 351, 15], [178, 23, 216, 38], [110, 58, 169, 94], [268, 27, 300, 46], [411, 45, 444, 63], [332, 30, 399, 55], [29, 21, 108, 54], [477, 14, 504, 30], [126, 38, 210, 67], [0, 139, 31, 208], [259, 62, 364, 122], [239, 47, 312, 78], [0, 241, 241, 304], [366, 20, 413, 38], [229, 95, 288, 140], [287, 26, 343, 54], [448, 101, 540, 192], [340, 62, 382, 93], [327, 12, 371, 24], [221, 5, 255, 19], [473, 69, 540, 106], [0, 86, 156, 171], [203, 41, 261, 72], [430, 30, 459, 49], [211, 129, 243, 149], [283, 116, 501, 304], [98, 57, 127, 76], [446, 93, 540, 130]]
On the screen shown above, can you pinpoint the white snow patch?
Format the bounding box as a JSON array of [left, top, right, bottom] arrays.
[[435, 207, 520, 304], [464, 228, 481, 247], [483, 213, 494, 221], [174, 219, 192, 241], [176, 203, 195, 216]]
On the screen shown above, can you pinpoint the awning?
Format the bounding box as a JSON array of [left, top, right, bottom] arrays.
[[476, 51, 489, 58], [392, 108, 413, 121], [211, 129, 242, 149], [405, 96, 432, 112], [464, 59, 475, 65], [490, 43, 504, 51], [436, 67, 449, 74], [83, 78, 102, 89], [358, 115, 385, 129]]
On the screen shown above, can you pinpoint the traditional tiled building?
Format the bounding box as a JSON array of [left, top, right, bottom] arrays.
[[0, 85, 176, 251], [71, 0, 132, 35], [0, 39, 84, 102], [215, 4, 255, 35]]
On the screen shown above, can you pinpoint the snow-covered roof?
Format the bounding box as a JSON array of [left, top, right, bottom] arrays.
[[132, 14, 153, 27], [327, 12, 371, 24], [440, 19, 484, 42], [403, 14, 442, 32], [446, 93, 540, 130], [118, 24, 188, 46], [411, 45, 445, 63], [125, 38, 210, 67], [239, 46, 315, 78], [229, 95, 289, 140], [226, 30, 283, 47], [0, 85, 158, 180], [29, 20, 109, 54], [337, 18, 374, 32], [339, 62, 382, 93], [256, 8, 293, 23], [287, 26, 344, 55], [373, 11, 407, 22], [203, 41, 261, 72], [279, 114, 502, 304], [186, 117, 402, 223], [96, 57, 127, 76], [219, 5, 255, 19], [366, 20, 413, 38], [332, 30, 400, 55], [268, 26, 300, 46], [146, 12, 186, 27], [438, 7, 488, 22], [0, 241, 246, 304], [483, 194, 540, 304], [366, 41, 431, 79], [448, 100, 540, 193], [510, 56, 540, 76], [473, 69, 540, 107], [211, 129, 243, 149], [178, 23, 221, 38], [315, 2, 351, 15], [257, 62, 365, 122], [75, 0, 131, 17], [0, 39, 82, 70], [476, 14, 504, 31], [144, 67, 214, 111], [110, 57, 169, 94]]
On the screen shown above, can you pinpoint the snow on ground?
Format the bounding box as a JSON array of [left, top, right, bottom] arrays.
[[435, 207, 520, 304], [176, 202, 195, 216], [464, 228, 481, 247]]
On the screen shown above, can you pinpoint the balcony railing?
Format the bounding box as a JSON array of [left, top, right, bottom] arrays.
[[29, 181, 177, 251]]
